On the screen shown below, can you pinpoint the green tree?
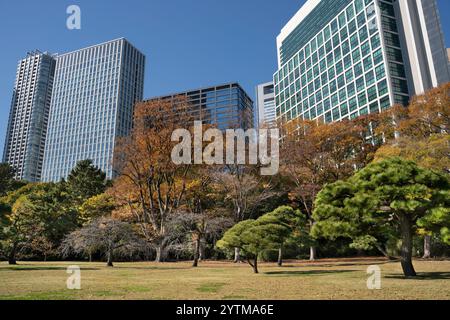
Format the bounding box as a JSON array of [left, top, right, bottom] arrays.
[[217, 206, 304, 273], [313, 158, 450, 277], [0, 195, 41, 264], [0, 163, 16, 197], [0, 183, 77, 264], [0, 163, 26, 197], [66, 160, 107, 208], [79, 193, 116, 225], [24, 183, 78, 244]]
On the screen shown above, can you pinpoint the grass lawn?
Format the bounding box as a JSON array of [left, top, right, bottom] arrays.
[[0, 257, 449, 300]]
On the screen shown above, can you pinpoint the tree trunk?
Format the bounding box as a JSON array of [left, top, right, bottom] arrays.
[[423, 235, 432, 259], [155, 245, 166, 263], [308, 219, 317, 261], [277, 248, 283, 267], [309, 246, 317, 261], [253, 257, 258, 274], [89, 252, 92, 262], [8, 245, 17, 265], [106, 249, 114, 267], [192, 237, 201, 267], [199, 241, 205, 261], [399, 215, 416, 277], [248, 256, 259, 274], [234, 247, 241, 263]]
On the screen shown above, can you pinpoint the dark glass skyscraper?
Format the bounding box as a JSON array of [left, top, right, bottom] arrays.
[[145, 83, 254, 130], [3, 51, 56, 182], [41, 38, 145, 182]]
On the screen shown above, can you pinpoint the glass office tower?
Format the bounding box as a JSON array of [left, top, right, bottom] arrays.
[[255, 82, 276, 128], [3, 51, 56, 182], [145, 83, 254, 131], [42, 38, 145, 182], [274, 0, 450, 124]]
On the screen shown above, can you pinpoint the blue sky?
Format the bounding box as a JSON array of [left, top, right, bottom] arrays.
[[1, 0, 450, 155]]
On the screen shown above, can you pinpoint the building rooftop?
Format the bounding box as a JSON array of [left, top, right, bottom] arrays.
[[145, 82, 253, 103]]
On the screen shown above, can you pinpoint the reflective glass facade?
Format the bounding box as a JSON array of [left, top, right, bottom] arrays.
[[274, 0, 411, 125], [42, 39, 145, 182], [3, 51, 56, 182], [146, 83, 253, 131]]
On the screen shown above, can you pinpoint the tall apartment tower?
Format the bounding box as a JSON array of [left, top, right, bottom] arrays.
[[255, 82, 276, 128], [274, 0, 450, 125], [42, 38, 145, 182], [3, 51, 56, 182], [145, 83, 254, 131]]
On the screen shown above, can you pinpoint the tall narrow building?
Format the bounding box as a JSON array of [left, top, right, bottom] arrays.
[[42, 38, 145, 182], [274, 0, 450, 125], [255, 82, 276, 128], [3, 51, 56, 182]]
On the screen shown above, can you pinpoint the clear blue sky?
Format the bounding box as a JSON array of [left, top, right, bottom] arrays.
[[1, 0, 450, 156]]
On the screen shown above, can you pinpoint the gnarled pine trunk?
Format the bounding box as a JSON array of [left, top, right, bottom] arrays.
[[399, 215, 416, 277], [248, 255, 259, 274]]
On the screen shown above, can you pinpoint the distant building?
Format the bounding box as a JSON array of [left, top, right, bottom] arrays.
[[42, 38, 145, 182], [145, 83, 254, 131], [447, 48, 450, 74], [274, 0, 450, 125], [255, 82, 276, 128], [3, 51, 56, 182]]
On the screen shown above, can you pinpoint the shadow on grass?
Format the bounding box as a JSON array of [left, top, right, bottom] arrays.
[[264, 270, 355, 277], [312, 261, 395, 268], [385, 272, 450, 280], [0, 266, 100, 271], [114, 266, 193, 271]]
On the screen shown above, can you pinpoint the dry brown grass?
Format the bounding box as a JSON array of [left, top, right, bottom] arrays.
[[0, 257, 449, 300]]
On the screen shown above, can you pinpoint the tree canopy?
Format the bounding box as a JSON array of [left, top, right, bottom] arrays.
[[313, 157, 450, 277], [217, 206, 305, 273]]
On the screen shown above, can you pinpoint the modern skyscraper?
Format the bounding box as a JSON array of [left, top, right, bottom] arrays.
[[42, 38, 145, 182], [255, 82, 276, 128], [3, 51, 56, 182], [145, 83, 254, 131], [274, 0, 450, 125]]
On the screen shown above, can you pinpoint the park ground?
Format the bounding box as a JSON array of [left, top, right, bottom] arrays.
[[0, 257, 449, 300]]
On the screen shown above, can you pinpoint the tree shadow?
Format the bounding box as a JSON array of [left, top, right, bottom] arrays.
[[114, 266, 193, 271], [315, 261, 395, 268], [385, 272, 450, 280], [0, 266, 100, 271], [264, 270, 355, 276]]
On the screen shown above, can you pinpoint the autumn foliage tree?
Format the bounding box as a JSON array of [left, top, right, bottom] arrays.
[[280, 116, 379, 260], [111, 97, 195, 262]]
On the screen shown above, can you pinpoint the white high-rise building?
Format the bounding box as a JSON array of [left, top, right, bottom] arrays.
[[274, 0, 450, 125], [3, 51, 56, 181], [255, 82, 276, 128]]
